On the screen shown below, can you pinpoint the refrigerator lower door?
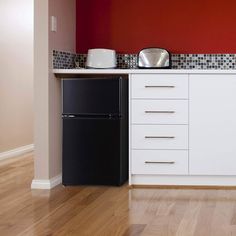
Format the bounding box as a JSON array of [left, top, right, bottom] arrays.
[[62, 117, 128, 186]]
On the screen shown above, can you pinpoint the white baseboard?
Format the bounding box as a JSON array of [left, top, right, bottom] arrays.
[[0, 144, 34, 161], [31, 174, 62, 189]]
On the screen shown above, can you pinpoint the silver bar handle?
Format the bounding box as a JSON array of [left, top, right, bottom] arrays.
[[145, 161, 175, 164], [145, 85, 175, 88], [145, 136, 175, 139], [145, 111, 175, 114]]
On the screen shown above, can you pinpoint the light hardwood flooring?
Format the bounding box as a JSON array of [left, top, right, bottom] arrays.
[[2, 154, 236, 235]]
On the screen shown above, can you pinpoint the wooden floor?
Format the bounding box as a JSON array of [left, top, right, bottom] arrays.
[[2, 155, 236, 236]]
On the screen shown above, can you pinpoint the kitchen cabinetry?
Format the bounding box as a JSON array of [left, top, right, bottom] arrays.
[[189, 74, 236, 175], [129, 73, 236, 186], [54, 69, 236, 186], [131, 74, 188, 99], [130, 74, 189, 185]]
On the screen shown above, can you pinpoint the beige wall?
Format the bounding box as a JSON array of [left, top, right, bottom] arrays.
[[0, 0, 34, 153], [48, 0, 76, 178], [34, 0, 76, 180], [49, 0, 76, 52], [34, 0, 50, 179]]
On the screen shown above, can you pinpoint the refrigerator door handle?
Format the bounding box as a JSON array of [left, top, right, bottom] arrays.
[[62, 115, 76, 118]]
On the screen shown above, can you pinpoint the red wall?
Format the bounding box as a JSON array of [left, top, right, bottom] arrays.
[[76, 0, 236, 54]]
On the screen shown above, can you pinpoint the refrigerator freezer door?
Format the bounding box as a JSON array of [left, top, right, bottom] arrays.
[[62, 78, 123, 115], [62, 117, 128, 186]]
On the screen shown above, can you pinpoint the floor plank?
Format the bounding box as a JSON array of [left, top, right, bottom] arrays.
[[2, 154, 236, 235]]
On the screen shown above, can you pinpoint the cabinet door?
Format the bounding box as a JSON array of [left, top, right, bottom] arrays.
[[189, 74, 236, 175]]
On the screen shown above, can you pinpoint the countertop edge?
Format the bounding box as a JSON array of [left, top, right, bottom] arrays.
[[53, 69, 236, 75]]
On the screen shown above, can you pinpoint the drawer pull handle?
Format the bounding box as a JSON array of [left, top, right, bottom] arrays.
[[145, 85, 175, 88], [145, 161, 175, 164], [145, 111, 175, 114], [145, 136, 175, 139]]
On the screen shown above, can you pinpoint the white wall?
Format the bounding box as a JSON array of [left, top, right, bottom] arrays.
[[0, 0, 34, 153]]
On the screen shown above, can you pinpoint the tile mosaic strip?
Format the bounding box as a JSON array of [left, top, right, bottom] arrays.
[[116, 54, 138, 69], [171, 54, 236, 69], [74, 54, 87, 68], [53, 50, 236, 70], [73, 54, 138, 69], [53, 50, 76, 69]]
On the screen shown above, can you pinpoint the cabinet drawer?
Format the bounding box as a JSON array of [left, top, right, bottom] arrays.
[[132, 125, 188, 149], [132, 100, 188, 124], [132, 150, 188, 175], [131, 74, 188, 99]]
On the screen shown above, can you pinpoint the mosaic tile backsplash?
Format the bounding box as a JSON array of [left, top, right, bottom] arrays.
[[53, 50, 236, 70], [53, 50, 76, 69]]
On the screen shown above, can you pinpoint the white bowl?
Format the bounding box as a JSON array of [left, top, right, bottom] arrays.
[[86, 48, 117, 69]]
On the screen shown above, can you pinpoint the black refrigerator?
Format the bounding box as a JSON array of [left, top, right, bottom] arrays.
[[62, 77, 128, 186]]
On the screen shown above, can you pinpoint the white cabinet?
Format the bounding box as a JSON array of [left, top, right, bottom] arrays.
[[131, 74, 188, 99], [132, 100, 188, 124], [130, 72, 236, 186], [189, 74, 236, 175], [130, 74, 189, 184], [132, 150, 188, 175], [132, 125, 188, 150]]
